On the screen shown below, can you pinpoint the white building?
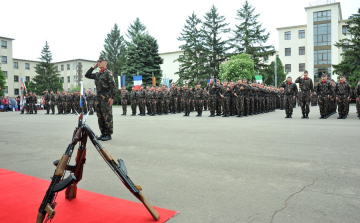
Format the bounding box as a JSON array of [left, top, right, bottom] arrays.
[[0, 36, 97, 97], [159, 50, 183, 84], [277, 1, 350, 85]]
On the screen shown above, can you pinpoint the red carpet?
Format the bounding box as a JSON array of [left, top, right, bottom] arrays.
[[0, 168, 178, 223]]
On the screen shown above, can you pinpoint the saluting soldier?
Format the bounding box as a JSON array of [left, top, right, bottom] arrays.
[[120, 86, 129, 116], [280, 76, 298, 118], [316, 73, 333, 119], [182, 84, 191, 116], [49, 90, 55, 114], [203, 89, 208, 111], [221, 85, 233, 117], [208, 84, 220, 117], [85, 56, 116, 141], [138, 86, 146, 116], [335, 76, 351, 119], [234, 78, 245, 117], [295, 70, 314, 119], [169, 83, 177, 114], [149, 86, 157, 116]]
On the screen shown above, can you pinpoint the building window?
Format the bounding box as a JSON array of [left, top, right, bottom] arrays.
[[285, 31, 291, 40], [14, 62, 19, 69], [314, 67, 331, 82], [179, 55, 184, 59], [73, 63, 77, 70], [299, 63, 305, 72], [285, 64, 291, 73], [55, 66, 58, 71], [26, 76, 30, 82], [3, 71, 7, 79], [314, 49, 331, 65], [67, 64, 70, 70], [342, 25, 349, 35], [61, 77, 64, 83], [314, 23, 331, 46], [313, 10, 331, 22], [299, 47, 305, 55], [14, 88, 19, 95], [25, 63, 30, 70], [1, 56, 7, 64], [299, 30, 305, 39], [14, 75, 19, 82], [4, 86, 8, 94], [285, 48, 291, 56], [1, 40, 7, 49], [342, 43, 349, 51], [74, 75, 77, 84], [67, 76, 70, 83], [61, 65, 64, 71]]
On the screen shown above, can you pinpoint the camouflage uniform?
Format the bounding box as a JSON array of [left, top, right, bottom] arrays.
[[138, 89, 146, 115], [145, 89, 151, 114], [222, 86, 233, 117], [311, 92, 317, 106], [234, 83, 244, 116], [130, 90, 138, 115], [194, 87, 204, 116], [120, 89, 129, 115], [44, 93, 51, 114], [243, 84, 251, 116], [50, 93, 55, 114], [316, 80, 333, 118], [60, 93, 67, 114], [85, 67, 116, 135], [182, 88, 191, 116], [280, 81, 298, 117], [156, 89, 164, 115], [149, 90, 157, 115], [335, 81, 351, 118], [163, 89, 170, 114], [203, 90, 208, 110], [87, 92, 95, 115], [32, 95, 38, 114], [279, 90, 285, 110], [208, 85, 220, 116], [177, 88, 183, 113], [295, 76, 314, 117], [355, 83, 360, 118], [66, 93, 72, 114], [169, 87, 177, 113], [73, 93, 80, 113]]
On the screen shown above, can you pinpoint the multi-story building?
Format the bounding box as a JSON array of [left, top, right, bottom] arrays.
[[277, 1, 350, 85], [0, 36, 97, 97], [159, 50, 183, 84]]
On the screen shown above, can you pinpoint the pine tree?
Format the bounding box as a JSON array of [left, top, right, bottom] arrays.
[[231, 0, 275, 71], [32, 41, 63, 94], [124, 34, 163, 87], [262, 56, 286, 86], [126, 18, 148, 40], [101, 23, 127, 87], [333, 8, 360, 88], [176, 12, 207, 86], [0, 64, 6, 96], [202, 5, 231, 79]]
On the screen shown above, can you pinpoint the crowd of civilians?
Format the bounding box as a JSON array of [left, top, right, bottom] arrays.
[[1, 96, 45, 112]]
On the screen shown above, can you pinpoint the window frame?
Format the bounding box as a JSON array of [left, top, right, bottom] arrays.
[[299, 47, 305, 55], [1, 40, 7, 49], [14, 62, 19, 69], [298, 30, 305, 39], [3, 71, 7, 79], [67, 64, 70, 70], [67, 76, 70, 83], [25, 63, 30, 70], [1, 56, 7, 64], [61, 65, 64, 71], [26, 76, 30, 82], [299, 63, 305, 72], [61, 77, 64, 83], [285, 64, 291, 73], [342, 25, 349, 35], [285, 48, 291, 56], [14, 88, 19, 95], [285, 31, 291, 40], [14, 75, 19, 82]]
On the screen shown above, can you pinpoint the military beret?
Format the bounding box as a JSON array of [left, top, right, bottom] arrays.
[[197, 82, 200, 85], [304, 70, 308, 73], [321, 73, 327, 77], [98, 56, 107, 62], [287, 76, 292, 78], [340, 75, 344, 78], [243, 78, 247, 81]]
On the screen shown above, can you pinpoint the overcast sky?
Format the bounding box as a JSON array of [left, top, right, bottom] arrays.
[[1, 0, 357, 62]]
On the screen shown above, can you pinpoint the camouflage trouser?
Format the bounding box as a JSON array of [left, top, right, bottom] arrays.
[[88, 101, 94, 114], [183, 98, 190, 114], [244, 95, 250, 115], [157, 99, 163, 113], [83, 103, 88, 114], [209, 96, 216, 115], [131, 100, 137, 114], [150, 99, 156, 115], [96, 95, 113, 135], [146, 99, 150, 114], [259, 96, 265, 112], [195, 99, 203, 115], [318, 95, 328, 116], [139, 98, 145, 114], [250, 96, 254, 114], [337, 95, 347, 116], [236, 95, 244, 115], [203, 98, 208, 110], [254, 96, 258, 113], [50, 102, 55, 114], [122, 100, 127, 114], [284, 95, 294, 115], [93, 102, 97, 113], [230, 97, 236, 115], [300, 93, 310, 114], [57, 102, 62, 113], [45, 101, 50, 113], [170, 97, 177, 113], [280, 96, 284, 109], [345, 97, 349, 115], [356, 97, 360, 116], [223, 97, 230, 115], [216, 96, 222, 114], [190, 99, 194, 111], [163, 99, 169, 114], [177, 97, 182, 112]]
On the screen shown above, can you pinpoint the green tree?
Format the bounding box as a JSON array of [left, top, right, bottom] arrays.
[[262, 56, 286, 86], [0, 64, 6, 96], [176, 12, 207, 86], [202, 5, 230, 79], [101, 23, 127, 88], [126, 17, 148, 40], [124, 34, 163, 87], [32, 41, 62, 94], [25, 80, 36, 93], [231, 0, 275, 71], [333, 8, 360, 89], [219, 54, 256, 82]]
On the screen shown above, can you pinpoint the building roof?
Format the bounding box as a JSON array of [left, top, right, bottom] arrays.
[[305, 2, 342, 20], [276, 24, 307, 30], [0, 36, 15, 40], [53, 59, 96, 64], [13, 58, 40, 63]]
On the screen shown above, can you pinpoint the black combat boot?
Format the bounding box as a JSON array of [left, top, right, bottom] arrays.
[[101, 135, 112, 141], [306, 113, 309, 119], [301, 114, 306, 119], [337, 115, 343, 119], [97, 134, 105, 140], [285, 114, 289, 118]]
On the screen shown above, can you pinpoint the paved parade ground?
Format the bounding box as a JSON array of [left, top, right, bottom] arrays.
[[1, 106, 360, 223]]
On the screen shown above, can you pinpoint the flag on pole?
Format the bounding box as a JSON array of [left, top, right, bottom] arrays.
[[21, 78, 27, 93], [80, 81, 84, 107], [163, 78, 169, 89], [133, 75, 142, 90], [122, 75, 126, 87], [254, 75, 263, 84], [118, 76, 121, 89]]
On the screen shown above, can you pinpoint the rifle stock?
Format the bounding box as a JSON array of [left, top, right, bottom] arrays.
[[138, 192, 160, 220]]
